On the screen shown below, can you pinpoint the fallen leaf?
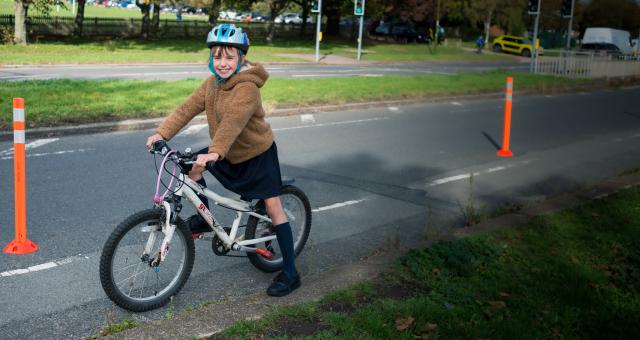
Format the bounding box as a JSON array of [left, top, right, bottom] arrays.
[[396, 316, 415, 331], [425, 322, 438, 331], [490, 301, 507, 309], [498, 291, 511, 297]]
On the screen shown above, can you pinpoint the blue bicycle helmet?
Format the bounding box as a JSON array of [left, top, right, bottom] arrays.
[[206, 23, 250, 54]]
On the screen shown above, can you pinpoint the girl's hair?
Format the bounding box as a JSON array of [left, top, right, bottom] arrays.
[[212, 45, 242, 59]]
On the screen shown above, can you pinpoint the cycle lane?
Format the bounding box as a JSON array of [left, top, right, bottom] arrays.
[[1, 87, 640, 338]]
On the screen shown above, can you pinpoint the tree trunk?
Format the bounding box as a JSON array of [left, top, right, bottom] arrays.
[[483, 9, 492, 44], [151, 1, 160, 38], [208, 0, 221, 25], [266, 1, 289, 43], [141, 6, 150, 39], [136, 0, 150, 39], [14, 0, 29, 45], [324, 3, 340, 37], [74, 0, 86, 37], [299, 0, 309, 37]]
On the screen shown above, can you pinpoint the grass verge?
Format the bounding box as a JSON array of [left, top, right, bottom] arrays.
[[213, 185, 640, 339], [0, 71, 592, 129], [0, 37, 513, 65]]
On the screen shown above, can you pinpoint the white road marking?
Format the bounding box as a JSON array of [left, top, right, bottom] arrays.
[[426, 160, 534, 187], [388, 107, 399, 111], [273, 117, 390, 132], [359, 74, 384, 77], [300, 114, 316, 123], [0, 138, 59, 156], [0, 254, 86, 278], [178, 124, 207, 136], [292, 74, 332, 78], [312, 199, 368, 212], [1, 148, 94, 161], [451, 101, 463, 106]]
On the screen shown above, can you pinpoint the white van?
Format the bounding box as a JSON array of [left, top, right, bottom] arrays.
[[582, 27, 633, 55]]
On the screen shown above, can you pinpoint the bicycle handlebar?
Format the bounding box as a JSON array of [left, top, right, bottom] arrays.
[[150, 140, 214, 167]]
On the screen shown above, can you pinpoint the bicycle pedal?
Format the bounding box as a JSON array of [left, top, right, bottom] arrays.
[[255, 247, 273, 260]]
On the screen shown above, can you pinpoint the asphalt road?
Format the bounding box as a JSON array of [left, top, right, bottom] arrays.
[[1, 87, 639, 338], [0, 61, 529, 81]]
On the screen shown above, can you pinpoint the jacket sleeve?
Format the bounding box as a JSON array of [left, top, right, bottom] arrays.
[[209, 83, 260, 158], [156, 78, 209, 140]]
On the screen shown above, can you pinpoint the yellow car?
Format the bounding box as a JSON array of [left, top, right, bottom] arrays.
[[491, 35, 543, 57]]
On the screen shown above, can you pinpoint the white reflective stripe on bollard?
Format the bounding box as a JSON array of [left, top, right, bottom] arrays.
[[14, 130, 25, 144], [13, 108, 25, 122]]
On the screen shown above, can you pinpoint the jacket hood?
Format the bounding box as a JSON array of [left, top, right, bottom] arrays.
[[219, 62, 269, 90]]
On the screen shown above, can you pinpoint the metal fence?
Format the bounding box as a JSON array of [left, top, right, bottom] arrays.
[[0, 15, 314, 39], [534, 51, 640, 79]]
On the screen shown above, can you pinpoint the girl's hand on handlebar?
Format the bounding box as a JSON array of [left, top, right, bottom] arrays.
[[146, 133, 164, 149], [194, 153, 220, 168]]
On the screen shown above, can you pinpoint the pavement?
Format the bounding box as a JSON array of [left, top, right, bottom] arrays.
[[104, 170, 640, 340]]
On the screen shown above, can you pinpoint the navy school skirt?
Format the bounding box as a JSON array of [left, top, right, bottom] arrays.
[[195, 142, 283, 200]]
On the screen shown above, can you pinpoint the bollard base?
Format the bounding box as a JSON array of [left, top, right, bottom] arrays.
[[497, 149, 514, 157], [3, 239, 39, 255]]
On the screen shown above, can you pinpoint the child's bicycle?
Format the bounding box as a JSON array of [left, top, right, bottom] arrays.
[[99, 141, 311, 312]]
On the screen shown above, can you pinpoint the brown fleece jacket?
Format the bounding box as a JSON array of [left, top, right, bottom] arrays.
[[156, 62, 273, 164]]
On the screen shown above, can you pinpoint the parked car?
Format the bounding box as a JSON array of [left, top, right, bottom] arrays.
[[391, 23, 418, 43], [582, 27, 632, 56], [492, 35, 543, 57], [181, 6, 196, 14], [579, 42, 623, 57], [275, 13, 310, 24]]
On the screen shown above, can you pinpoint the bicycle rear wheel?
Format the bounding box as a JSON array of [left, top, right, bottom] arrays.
[[99, 208, 195, 312], [245, 185, 311, 272]]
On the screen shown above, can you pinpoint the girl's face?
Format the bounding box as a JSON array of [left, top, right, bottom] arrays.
[[212, 46, 244, 79]]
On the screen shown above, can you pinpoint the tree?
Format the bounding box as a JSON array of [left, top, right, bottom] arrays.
[[13, 0, 55, 44], [291, 0, 311, 37], [208, 0, 223, 25], [13, 0, 30, 44], [264, 0, 290, 43], [581, 0, 640, 34], [136, 0, 151, 39], [74, 0, 87, 37]]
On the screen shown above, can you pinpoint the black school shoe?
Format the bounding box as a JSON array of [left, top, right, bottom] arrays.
[[267, 271, 301, 297], [184, 214, 213, 234]]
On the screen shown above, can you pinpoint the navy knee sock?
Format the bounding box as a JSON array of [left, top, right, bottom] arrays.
[[275, 222, 297, 278], [196, 178, 209, 209]]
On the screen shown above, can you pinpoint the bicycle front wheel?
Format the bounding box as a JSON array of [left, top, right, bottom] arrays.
[[245, 185, 312, 272], [99, 208, 195, 312]]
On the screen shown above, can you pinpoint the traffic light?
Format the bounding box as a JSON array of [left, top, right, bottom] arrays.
[[311, 0, 319, 14], [354, 0, 364, 16], [527, 0, 539, 14], [561, 0, 573, 17]]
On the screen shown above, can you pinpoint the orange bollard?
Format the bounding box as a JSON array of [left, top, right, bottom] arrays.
[[4, 98, 38, 255], [497, 77, 514, 157]]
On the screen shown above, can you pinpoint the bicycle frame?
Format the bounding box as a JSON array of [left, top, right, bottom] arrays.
[[153, 172, 277, 263]]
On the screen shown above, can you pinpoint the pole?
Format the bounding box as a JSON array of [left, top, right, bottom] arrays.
[[529, 1, 542, 73], [434, 0, 440, 49], [565, 0, 575, 50], [357, 15, 363, 61], [4, 98, 38, 255], [72, 0, 76, 15], [497, 77, 514, 157], [315, 0, 323, 63]]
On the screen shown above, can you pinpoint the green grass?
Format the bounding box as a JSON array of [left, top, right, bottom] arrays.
[[219, 186, 640, 339], [0, 0, 206, 20], [0, 72, 591, 129], [0, 35, 514, 64]]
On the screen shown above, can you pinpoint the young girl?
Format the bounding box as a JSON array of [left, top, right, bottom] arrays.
[[145, 23, 300, 297]]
